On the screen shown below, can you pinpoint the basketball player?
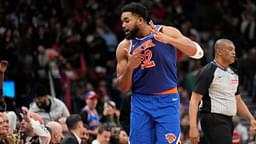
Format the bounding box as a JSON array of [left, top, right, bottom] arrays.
[[115, 2, 203, 144]]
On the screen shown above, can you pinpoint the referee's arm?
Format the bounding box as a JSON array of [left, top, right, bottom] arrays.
[[236, 94, 256, 132], [189, 92, 203, 144]]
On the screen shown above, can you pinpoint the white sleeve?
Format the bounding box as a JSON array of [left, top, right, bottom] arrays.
[[7, 111, 17, 132], [62, 102, 70, 117], [190, 41, 204, 59], [30, 119, 51, 144]]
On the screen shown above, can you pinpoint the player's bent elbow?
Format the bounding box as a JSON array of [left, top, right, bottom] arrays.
[[190, 41, 204, 59], [116, 82, 130, 93], [117, 85, 130, 93]]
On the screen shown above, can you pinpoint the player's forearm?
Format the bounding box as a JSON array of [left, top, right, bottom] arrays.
[[168, 38, 203, 59], [116, 66, 134, 93], [169, 37, 196, 55], [160, 26, 204, 59]]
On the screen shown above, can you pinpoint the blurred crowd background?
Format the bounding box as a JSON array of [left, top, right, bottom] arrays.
[[1, 0, 256, 143]]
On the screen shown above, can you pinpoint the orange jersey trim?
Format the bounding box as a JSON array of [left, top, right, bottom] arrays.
[[156, 87, 178, 95]]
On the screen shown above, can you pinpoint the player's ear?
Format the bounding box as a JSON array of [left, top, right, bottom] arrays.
[[138, 17, 144, 23]]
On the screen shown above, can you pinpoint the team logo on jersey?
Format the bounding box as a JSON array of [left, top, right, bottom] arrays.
[[165, 133, 176, 144], [231, 79, 238, 85]]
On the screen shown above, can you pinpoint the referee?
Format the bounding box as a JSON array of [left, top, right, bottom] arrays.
[[189, 39, 256, 144]]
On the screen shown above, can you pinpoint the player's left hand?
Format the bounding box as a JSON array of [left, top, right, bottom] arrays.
[[148, 20, 170, 44], [0, 60, 9, 73]]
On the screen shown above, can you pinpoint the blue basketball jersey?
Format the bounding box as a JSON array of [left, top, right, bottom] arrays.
[[130, 25, 177, 95]]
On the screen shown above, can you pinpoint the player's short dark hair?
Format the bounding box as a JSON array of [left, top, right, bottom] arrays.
[[121, 2, 149, 22], [66, 114, 82, 130]]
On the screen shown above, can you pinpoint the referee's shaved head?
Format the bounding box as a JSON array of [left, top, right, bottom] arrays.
[[214, 39, 234, 51], [214, 38, 236, 65]]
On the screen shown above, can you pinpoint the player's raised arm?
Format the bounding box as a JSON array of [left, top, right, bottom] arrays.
[[148, 21, 203, 59]]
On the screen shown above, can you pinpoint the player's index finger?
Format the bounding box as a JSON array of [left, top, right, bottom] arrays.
[[149, 20, 156, 28]]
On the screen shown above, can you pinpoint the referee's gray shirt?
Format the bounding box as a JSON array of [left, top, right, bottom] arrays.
[[193, 61, 239, 116]]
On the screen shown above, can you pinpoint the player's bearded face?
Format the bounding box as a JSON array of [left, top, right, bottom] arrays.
[[125, 25, 139, 40]]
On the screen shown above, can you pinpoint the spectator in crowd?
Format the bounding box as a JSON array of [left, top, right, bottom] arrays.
[[119, 129, 129, 144], [19, 106, 51, 144], [232, 130, 241, 144], [61, 114, 84, 144], [80, 91, 100, 137], [101, 100, 120, 128], [91, 124, 112, 144], [46, 121, 63, 144], [80, 126, 89, 144], [101, 100, 120, 143], [57, 117, 69, 136], [0, 112, 16, 144], [29, 84, 70, 123], [6, 111, 17, 133], [233, 116, 249, 144]]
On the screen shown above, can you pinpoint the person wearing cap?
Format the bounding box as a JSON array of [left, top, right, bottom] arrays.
[[19, 106, 51, 144], [29, 83, 70, 123], [80, 91, 100, 137]]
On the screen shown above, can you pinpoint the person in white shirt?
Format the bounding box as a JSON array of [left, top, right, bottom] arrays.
[[92, 124, 111, 144], [19, 106, 51, 144]]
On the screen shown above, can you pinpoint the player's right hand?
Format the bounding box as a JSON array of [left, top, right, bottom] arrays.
[[189, 126, 200, 144], [128, 48, 143, 70], [148, 20, 170, 44]]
